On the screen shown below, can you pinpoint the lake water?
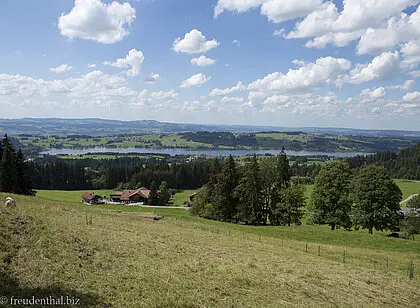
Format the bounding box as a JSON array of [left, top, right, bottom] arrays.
[[41, 147, 370, 157]]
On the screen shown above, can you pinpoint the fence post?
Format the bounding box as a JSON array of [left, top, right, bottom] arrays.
[[259, 234, 262, 242], [305, 242, 308, 252], [318, 245, 321, 256], [409, 260, 415, 280], [343, 250, 346, 263], [386, 256, 389, 273]]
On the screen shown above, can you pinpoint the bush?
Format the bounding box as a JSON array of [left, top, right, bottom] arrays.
[[407, 194, 420, 208]]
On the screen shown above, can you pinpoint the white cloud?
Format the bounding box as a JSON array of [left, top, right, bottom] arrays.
[[402, 91, 420, 102], [58, 0, 136, 44], [260, 0, 322, 23], [401, 40, 420, 69], [286, 0, 419, 49], [49, 64, 72, 73], [173, 29, 219, 54], [0, 70, 137, 109], [360, 87, 386, 98], [191, 55, 216, 67], [221, 96, 244, 103], [209, 81, 246, 96], [248, 57, 351, 92], [214, 0, 322, 23], [180, 73, 211, 88], [387, 79, 415, 90], [357, 7, 420, 55], [88, 63, 96, 68], [150, 90, 179, 100], [144, 73, 161, 84], [103, 49, 144, 76], [214, 0, 265, 18], [343, 51, 400, 84], [273, 28, 286, 37], [409, 70, 420, 78], [233, 39, 240, 46]]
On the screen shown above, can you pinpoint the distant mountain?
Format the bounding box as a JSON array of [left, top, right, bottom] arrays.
[[0, 118, 420, 138]]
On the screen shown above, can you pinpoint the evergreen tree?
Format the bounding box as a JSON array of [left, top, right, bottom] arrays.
[[235, 155, 264, 224], [270, 183, 306, 226], [159, 181, 171, 205], [15, 149, 33, 195], [351, 165, 402, 234], [312, 161, 353, 230], [268, 150, 292, 224], [210, 155, 238, 221], [148, 181, 159, 205], [1, 134, 17, 193]]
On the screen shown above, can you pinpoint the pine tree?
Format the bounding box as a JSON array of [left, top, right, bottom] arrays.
[[15, 149, 33, 195], [270, 183, 306, 226], [210, 155, 238, 221], [235, 155, 264, 225], [1, 134, 17, 193], [159, 181, 171, 205], [148, 181, 159, 205]]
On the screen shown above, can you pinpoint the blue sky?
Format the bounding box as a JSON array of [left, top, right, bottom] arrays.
[[0, 0, 420, 130]]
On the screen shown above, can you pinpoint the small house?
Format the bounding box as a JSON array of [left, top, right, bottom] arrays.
[[111, 187, 150, 204], [81, 192, 102, 204]]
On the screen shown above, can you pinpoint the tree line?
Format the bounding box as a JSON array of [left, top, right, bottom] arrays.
[[346, 143, 420, 180], [0, 135, 34, 195], [190, 153, 418, 237], [190, 152, 306, 226]]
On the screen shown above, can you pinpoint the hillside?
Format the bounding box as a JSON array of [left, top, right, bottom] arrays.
[[1, 193, 419, 307], [1, 118, 420, 138]]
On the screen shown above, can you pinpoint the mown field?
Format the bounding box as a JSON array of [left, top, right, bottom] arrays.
[[36, 189, 196, 207], [35, 180, 420, 207], [0, 193, 419, 307]]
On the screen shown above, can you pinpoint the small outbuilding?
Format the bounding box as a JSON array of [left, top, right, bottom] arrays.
[[81, 192, 102, 204]]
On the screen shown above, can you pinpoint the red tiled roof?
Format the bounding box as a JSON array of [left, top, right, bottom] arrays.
[[119, 188, 150, 201], [81, 192, 95, 201]]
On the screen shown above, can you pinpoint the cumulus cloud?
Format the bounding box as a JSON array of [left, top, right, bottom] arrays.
[[357, 7, 420, 55], [221, 96, 244, 103], [0, 70, 137, 110], [248, 57, 352, 92], [402, 91, 420, 102], [260, 0, 322, 23], [233, 39, 240, 46], [285, 0, 418, 49], [180, 73, 211, 88], [387, 79, 415, 90], [103, 49, 144, 76], [360, 87, 386, 98], [49, 64, 72, 73], [144, 73, 161, 84], [343, 51, 400, 84], [88, 63, 96, 68], [209, 81, 246, 96], [191, 55, 216, 67], [215, 0, 322, 23], [58, 0, 136, 44], [173, 29, 219, 54]]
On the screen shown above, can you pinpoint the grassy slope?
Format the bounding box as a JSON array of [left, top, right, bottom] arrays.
[[396, 181, 420, 200], [1, 193, 419, 307]]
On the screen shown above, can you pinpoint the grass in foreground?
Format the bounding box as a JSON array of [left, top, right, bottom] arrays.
[[0, 193, 419, 307]]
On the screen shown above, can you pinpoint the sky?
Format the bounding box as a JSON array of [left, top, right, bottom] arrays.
[[0, 0, 420, 130]]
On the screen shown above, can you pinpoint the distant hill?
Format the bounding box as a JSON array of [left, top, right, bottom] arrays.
[[1, 118, 420, 138], [347, 143, 420, 180]]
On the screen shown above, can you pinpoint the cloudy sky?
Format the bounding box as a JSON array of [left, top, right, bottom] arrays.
[[1, 0, 420, 130]]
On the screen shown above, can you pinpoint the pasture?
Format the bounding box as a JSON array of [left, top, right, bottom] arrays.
[[0, 193, 419, 307]]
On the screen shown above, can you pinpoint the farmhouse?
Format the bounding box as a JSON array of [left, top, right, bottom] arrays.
[[81, 192, 102, 204], [110, 187, 150, 204]]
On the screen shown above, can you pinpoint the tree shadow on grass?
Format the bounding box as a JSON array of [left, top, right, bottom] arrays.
[[0, 270, 110, 308]]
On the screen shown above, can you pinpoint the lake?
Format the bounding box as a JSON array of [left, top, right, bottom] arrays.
[[41, 147, 370, 157]]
